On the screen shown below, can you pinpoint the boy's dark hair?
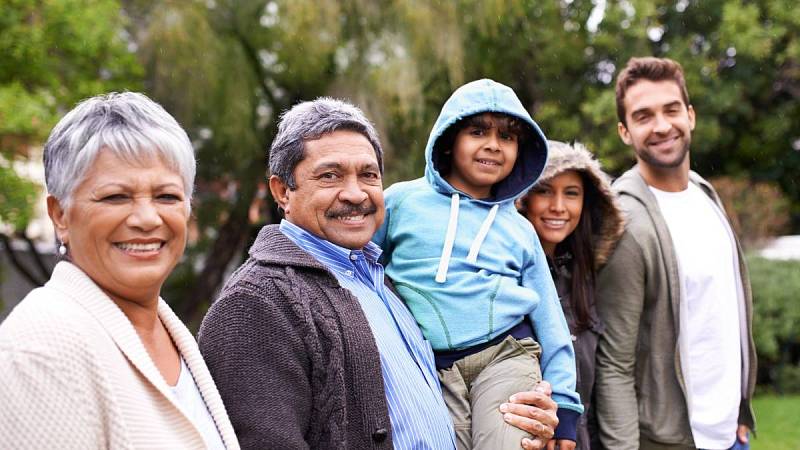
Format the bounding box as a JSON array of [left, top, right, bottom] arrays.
[[433, 112, 531, 179], [615, 57, 690, 125]]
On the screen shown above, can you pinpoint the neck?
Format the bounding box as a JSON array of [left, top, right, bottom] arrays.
[[542, 242, 556, 258], [637, 156, 690, 192], [106, 290, 162, 334]]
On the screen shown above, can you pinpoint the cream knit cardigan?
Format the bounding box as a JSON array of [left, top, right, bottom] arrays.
[[0, 262, 239, 449]]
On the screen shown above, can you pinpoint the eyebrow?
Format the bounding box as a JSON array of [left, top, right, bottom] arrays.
[[312, 161, 380, 172], [631, 100, 683, 117], [92, 182, 183, 191]]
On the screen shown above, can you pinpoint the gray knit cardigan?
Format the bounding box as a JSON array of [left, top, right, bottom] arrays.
[[198, 225, 393, 450]]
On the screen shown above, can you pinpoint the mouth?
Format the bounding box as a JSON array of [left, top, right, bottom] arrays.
[[337, 214, 366, 222], [648, 135, 679, 148], [476, 159, 501, 166], [540, 219, 569, 228], [114, 241, 166, 254]]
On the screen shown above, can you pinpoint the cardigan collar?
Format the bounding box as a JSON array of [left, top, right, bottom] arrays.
[[45, 262, 238, 449]]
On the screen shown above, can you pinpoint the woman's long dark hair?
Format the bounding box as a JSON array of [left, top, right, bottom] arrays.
[[554, 172, 599, 332]]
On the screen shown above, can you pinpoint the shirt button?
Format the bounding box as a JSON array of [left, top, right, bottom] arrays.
[[372, 427, 388, 442], [350, 253, 358, 261]]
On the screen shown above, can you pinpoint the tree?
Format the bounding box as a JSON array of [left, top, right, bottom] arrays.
[[0, 0, 142, 297]]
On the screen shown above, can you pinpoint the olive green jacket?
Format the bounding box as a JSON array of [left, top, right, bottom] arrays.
[[594, 167, 757, 450]]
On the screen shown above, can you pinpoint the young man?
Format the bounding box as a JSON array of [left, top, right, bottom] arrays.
[[198, 98, 564, 450], [594, 57, 757, 450]]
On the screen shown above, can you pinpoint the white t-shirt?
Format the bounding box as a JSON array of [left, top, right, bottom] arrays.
[[170, 357, 226, 450], [650, 183, 741, 449]]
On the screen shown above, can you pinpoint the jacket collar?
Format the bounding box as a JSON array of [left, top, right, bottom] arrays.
[[249, 224, 331, 272]]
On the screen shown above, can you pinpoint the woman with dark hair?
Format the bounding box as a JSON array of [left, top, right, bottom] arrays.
[[518, 140, 624, 450]]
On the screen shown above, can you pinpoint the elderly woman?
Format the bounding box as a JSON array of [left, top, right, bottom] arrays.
[[0, 92, 239, 449]]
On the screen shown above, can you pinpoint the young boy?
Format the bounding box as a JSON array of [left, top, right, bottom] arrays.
[[373, 79, 582, 449]]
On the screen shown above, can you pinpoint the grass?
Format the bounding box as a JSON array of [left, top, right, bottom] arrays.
[[751, 394, 800, 450]]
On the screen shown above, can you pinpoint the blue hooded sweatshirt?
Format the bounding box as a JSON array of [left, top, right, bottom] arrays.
[[373, 79, 583, 430]]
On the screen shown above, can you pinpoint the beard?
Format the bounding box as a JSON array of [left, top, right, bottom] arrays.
[[635, 136, 690, 169]]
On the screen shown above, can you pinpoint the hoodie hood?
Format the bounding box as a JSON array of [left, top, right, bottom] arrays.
[[424, 79, 549, 204], [521, 140, 625, 268]]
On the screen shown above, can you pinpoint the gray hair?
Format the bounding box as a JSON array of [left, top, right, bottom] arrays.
[[269, 97, 383, 189], [43, 92, 196, 212]]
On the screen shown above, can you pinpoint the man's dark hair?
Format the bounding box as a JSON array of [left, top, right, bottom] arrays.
[[615, 57, 690, 125], [269, 98, 383, 189]]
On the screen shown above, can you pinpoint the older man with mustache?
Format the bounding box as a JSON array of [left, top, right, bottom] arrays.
[[198, 98, 561, 450]]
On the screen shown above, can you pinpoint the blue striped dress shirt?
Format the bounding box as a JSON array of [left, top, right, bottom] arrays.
[[280, 220, 457, 449]]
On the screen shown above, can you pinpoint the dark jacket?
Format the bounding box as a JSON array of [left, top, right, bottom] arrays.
[[550, 256, 604, 450], [526, 141, 625, 450], [198, 225, 393, 450]]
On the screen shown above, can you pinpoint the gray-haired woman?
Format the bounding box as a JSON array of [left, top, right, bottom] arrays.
[[0, 92, 239, 449]]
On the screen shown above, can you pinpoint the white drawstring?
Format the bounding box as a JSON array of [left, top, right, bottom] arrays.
[[467, 204, 499, 263], [435, 193, 460, 283]]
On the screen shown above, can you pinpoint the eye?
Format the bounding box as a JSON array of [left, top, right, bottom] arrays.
[[499, 131, 517, 141], [565, 189, 582, 198], [361, 171, 380, 180], [157, 193, 183, 203], [532, 186, 552, 196], [469, 127, 485, 136], [319, 172, 340, 181], [100, 193, 129, 203]]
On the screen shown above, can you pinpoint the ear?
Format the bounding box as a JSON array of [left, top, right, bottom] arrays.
[[617, 122, 632, 146], [687, 104, 696, 130], [268, 175, 291, 215], [46, 195, 70, 244]]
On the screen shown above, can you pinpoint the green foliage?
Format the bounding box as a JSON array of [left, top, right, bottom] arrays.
[[0, 0, 143, 234], [0, 165, 37, 230], [747, 255, 800, 392], [751, 395, 800, 449]]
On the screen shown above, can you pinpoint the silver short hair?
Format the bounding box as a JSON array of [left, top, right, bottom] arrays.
[[43, 92, 196, 212], [269, 97, 383, 189]]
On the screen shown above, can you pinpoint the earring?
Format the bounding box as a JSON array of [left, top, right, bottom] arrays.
[[58, 243, 67, 256]]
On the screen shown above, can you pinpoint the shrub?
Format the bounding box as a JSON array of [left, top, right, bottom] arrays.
[[747, 255, 800, 393], [711, 177, 790, 249]]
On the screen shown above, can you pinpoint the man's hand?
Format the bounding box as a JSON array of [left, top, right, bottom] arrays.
[[737, 424, 749, 444], [498, 381, 559, 450]]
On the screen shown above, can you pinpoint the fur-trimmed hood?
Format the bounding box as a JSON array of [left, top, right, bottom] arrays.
[[520, 140, 625, 268]]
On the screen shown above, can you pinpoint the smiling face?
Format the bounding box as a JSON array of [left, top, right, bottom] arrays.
[[48, 150, 189, 306], [269, 130, 385, 250], [523, 170, 584, 257], [618, 79, 696, 174], [444, 113, 519, 199]]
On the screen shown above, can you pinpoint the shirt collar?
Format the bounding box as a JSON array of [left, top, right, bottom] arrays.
[[279, 219, 383, 264]]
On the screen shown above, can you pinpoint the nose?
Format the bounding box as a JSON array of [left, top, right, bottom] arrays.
[[485, 130, 501, 152], [653, 113, 672, 134], [338, 176, 368, 204], [127, 198, 163, 230], [549, 193, 566, 213]]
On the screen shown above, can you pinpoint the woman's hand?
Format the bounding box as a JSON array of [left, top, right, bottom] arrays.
[[498, 381, 559, 450]]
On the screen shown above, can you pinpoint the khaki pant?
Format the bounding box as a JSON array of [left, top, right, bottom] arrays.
[[438, 336, 542, 450]]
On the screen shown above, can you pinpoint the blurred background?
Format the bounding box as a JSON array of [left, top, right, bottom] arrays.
[[1, 1, 798, 446]]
